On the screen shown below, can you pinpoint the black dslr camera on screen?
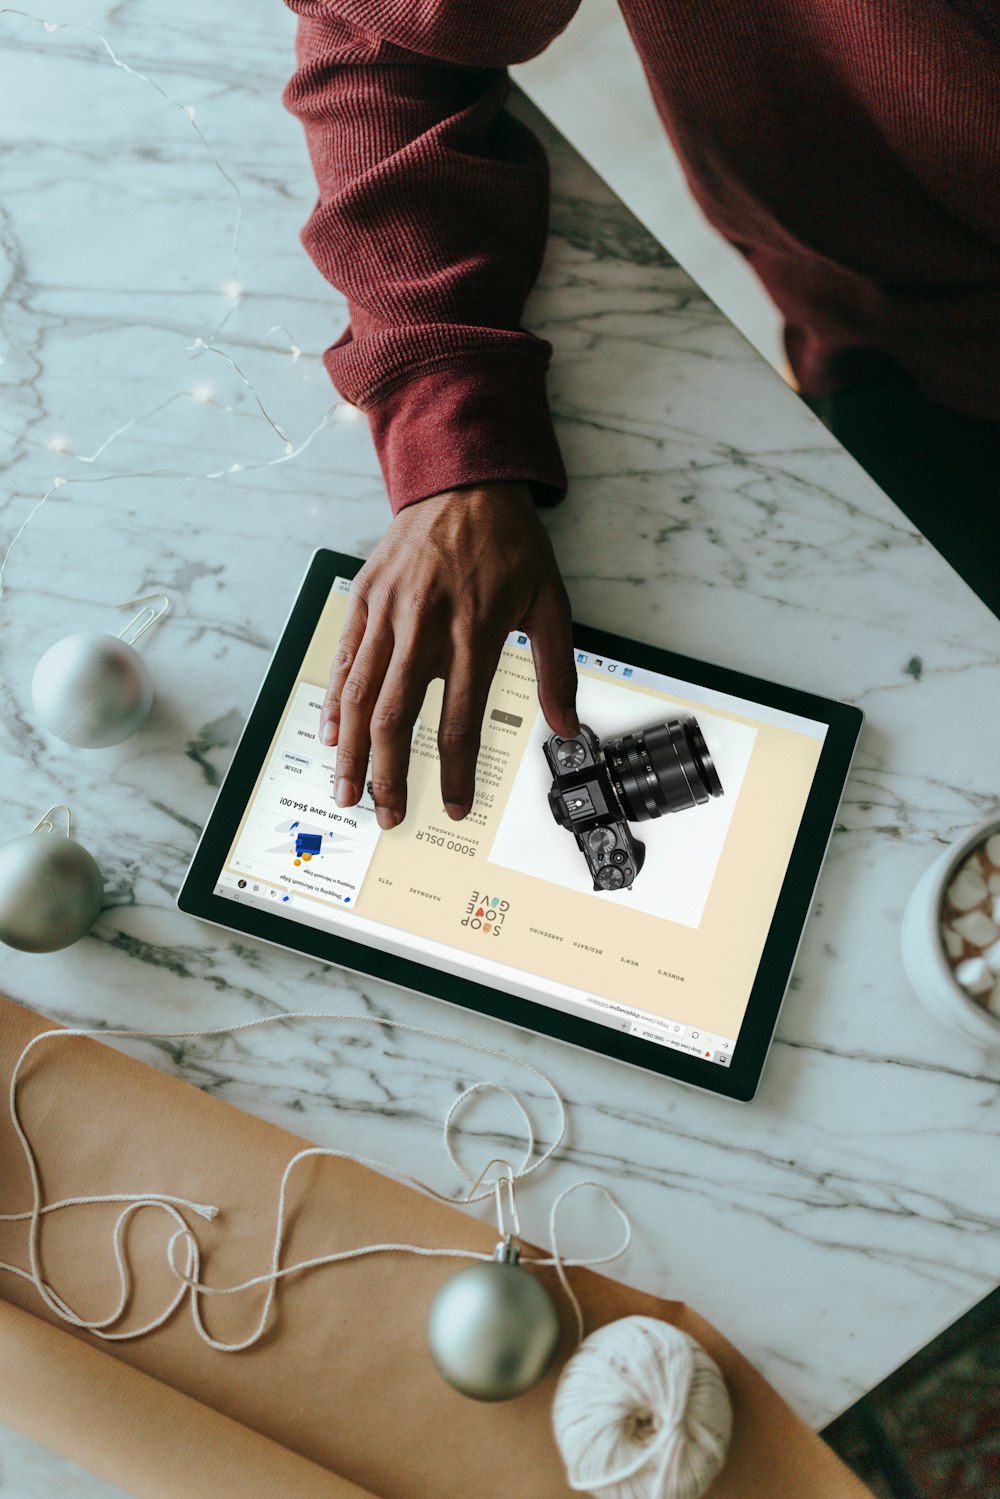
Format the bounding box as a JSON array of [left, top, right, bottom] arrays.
[[543, 718, 724, 892]]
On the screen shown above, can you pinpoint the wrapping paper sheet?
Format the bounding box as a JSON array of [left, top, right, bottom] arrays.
[[0, 998, 874, 1499]]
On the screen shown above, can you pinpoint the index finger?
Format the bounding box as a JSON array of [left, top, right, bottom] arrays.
[[524, 582, 579, 739]]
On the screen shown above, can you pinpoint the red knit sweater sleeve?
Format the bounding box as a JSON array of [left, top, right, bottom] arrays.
[[281, 2, 581, 514]]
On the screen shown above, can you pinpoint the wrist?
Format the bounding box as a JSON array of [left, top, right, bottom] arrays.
[[399, 482, 536, 525], [443, 481, 536, 509]]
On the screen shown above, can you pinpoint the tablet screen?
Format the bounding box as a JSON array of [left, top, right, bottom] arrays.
[[213, 577, 829, 1072]]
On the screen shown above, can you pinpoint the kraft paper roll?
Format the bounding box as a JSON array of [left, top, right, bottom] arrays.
[[0, 1299, 373, 1499], [0, 997, 874, 1499]]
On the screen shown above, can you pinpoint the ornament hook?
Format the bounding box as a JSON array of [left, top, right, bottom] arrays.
[[30, 804, 72, 838], [494, 1166, 520, 1242], [462, 1156, 521, 1250], [115, 592, 170, 646], [463, 1155, 517, 1204]]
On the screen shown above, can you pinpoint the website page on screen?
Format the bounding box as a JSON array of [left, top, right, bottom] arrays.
[[215, 579, 828, 1068]]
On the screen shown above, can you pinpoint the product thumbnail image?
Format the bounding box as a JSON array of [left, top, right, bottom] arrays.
[[543, 718, 724, 891]]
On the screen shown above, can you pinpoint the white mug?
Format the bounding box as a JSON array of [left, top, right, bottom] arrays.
[[900, 812, 1000, 1047]]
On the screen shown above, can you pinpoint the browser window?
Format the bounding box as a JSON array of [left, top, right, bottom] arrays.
[[216, 579, 827, 1066]]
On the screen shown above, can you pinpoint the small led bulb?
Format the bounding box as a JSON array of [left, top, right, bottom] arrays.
[[46, 435, 70, 453], [190, 384, 214, 404], [221, 280, 243, 301]]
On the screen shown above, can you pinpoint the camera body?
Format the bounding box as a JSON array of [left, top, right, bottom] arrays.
[[543, 725, 646, 890], [544, 717, 724, 892]]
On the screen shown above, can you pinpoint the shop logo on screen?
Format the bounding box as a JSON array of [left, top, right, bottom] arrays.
[[461, 891, 510, 937]]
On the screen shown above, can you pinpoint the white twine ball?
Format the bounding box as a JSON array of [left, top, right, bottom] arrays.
[[553, 1316, 732, 1499], [32, 632, 153, 748]]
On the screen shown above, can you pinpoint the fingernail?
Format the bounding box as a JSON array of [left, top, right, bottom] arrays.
[[445, 802, 469, 821], [376, 807, 402, 830], [320, 719, 336, 747], [335, 778, 356, 807]]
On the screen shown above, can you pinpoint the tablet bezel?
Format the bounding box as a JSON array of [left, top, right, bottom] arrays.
[[178, 549, 862, 1102]]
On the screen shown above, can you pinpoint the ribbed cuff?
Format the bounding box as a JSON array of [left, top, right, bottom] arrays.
[[361, 358, 568, 515]]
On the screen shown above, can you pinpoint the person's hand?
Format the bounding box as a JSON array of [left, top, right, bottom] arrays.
[[321, 482, 579, 830]]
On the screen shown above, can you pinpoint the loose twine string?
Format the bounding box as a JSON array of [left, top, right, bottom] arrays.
[[0, 1013, 631, 1353]]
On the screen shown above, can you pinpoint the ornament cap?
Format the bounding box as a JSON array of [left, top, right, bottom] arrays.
[[493, 1234, 520, 1265]]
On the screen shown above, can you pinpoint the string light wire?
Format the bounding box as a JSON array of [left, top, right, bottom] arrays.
[[0, 7, 243, 282], [0, 398, 342, 609], [187, 338, 293, 448], [0, 8, 345, 609]]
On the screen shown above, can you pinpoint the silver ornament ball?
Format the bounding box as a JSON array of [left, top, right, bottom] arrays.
[[0, 832, 103, 952], [427, 1241, 561, 1401], [32, 632, 154, 748]]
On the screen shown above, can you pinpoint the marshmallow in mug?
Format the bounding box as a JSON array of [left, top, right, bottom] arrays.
[[942, 832, 1000, 1019]]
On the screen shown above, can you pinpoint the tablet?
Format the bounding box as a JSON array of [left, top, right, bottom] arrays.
[[178, 550, 862, 1102]]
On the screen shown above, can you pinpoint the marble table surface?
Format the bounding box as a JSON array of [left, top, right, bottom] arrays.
[[1, 0, 999, 1491]]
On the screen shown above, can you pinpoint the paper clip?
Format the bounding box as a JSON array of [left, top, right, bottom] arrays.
[[494, 1165, 520, 1242], [116, 592, 170, 645], [30, 804, 72, 837]]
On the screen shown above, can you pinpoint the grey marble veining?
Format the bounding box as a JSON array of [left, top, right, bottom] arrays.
[[1, 2, 999, 1492]]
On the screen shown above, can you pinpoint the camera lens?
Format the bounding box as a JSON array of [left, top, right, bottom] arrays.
[[683, 719, 723, 798], [606, 717, 723, 823]]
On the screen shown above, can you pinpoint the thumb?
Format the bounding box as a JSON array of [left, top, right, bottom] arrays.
[[524, 581, 580, 738]]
